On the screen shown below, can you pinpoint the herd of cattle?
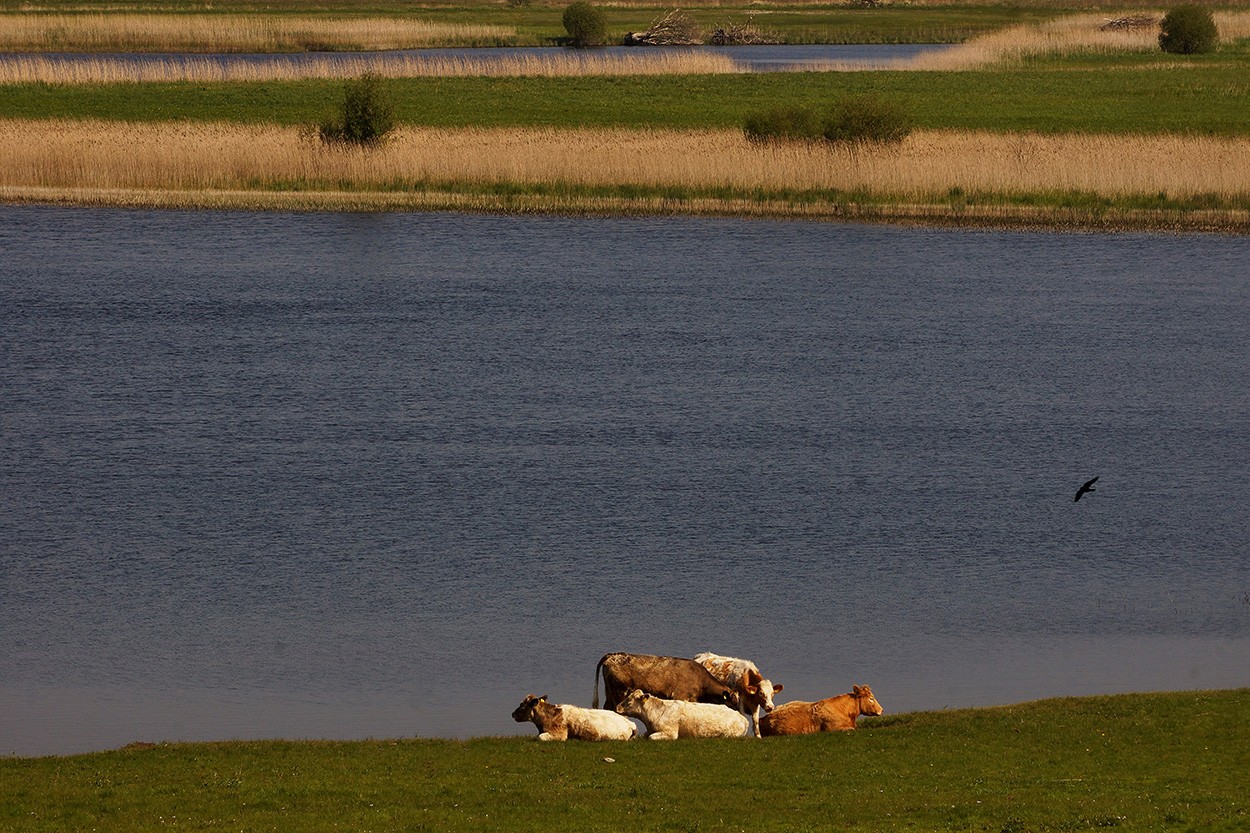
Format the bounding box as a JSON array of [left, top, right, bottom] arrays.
[[512, 651, 884, 741]]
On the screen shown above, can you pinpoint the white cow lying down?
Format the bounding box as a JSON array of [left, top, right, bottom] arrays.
[[614, 689, 750, 740], [512, 694, 637, 741]]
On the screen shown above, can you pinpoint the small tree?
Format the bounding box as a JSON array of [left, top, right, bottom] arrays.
[[822, 94, 912, 147], [563, 2, 607, 48], [319, 72, 396, 147], [1158, 5, 1219, 54]]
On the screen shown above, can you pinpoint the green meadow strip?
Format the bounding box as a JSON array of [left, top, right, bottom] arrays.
[[1, 690, 1248, 833], [4, 63, 1250, 135]]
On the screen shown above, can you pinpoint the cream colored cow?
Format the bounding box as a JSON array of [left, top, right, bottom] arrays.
[[614, 689, 750, 740], [512, 694, 637, 741]]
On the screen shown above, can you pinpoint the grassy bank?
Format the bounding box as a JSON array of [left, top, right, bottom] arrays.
[[4, 58, 1250, 134], [2, 689, 1248, 832]]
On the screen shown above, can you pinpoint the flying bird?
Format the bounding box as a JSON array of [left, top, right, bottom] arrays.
[[1074, 476, 1099, 502]]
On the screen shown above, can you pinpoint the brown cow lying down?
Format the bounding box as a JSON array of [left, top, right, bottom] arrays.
[[593, 652, 740, 712], [512, 694, 637, 741], [759, 685, 884, 736]]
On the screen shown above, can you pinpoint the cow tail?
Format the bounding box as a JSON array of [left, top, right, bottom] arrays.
[[592, 655, 605, 709]]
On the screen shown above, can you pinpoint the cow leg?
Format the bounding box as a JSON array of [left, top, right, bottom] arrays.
[[750, 708, 762, 738], [603, 681, 624, 712]]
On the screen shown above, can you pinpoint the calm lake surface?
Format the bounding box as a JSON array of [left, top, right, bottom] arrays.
[[1, 206, 1248, 757]]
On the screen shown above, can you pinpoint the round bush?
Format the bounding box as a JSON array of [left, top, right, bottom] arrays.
[[319, 72, 395, 147], [1159, 5, 1219, 55], [563, 2, 608, 48], [743, 106, 824, 144], [822, 95, 912, 147]]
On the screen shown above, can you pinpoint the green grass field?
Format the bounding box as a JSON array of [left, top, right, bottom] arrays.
[[5, 50, 1249, 136], [1, 689, 1247, 833]]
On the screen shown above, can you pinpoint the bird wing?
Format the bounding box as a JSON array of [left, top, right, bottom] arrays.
[[1083, 476, 1099, 489]]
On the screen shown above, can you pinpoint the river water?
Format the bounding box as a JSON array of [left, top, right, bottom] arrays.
[[1, 206, 1247, 757], [4, 43, 948, 72]]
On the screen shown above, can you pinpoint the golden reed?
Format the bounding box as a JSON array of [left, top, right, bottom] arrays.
[[0, 14, 515, 52], [0, 50, 742, 84], [3, 120, 1247, 201]]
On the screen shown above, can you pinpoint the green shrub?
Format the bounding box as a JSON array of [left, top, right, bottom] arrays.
[[562, 2, 607, 48], [743, 97, 912, 146], [743, 105, 824, 143], [1158, 5, 1219, 54], [822, 94, 912, 146], [319, 72, 396, 147]]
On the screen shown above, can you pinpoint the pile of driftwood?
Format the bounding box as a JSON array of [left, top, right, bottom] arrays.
[[624, 9, 703, 45], [708, 17, 779, 45], [1099, 14, 1159, 31]]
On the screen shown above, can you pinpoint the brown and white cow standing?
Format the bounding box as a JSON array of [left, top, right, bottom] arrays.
[[614, 689, 750, 740], [512, 694, 638, 741], [694, 651, 784, 738], [592, 652, 740, 712], [760, 685, 884, 736]]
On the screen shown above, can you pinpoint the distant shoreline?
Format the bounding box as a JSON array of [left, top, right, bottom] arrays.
[[4, 186, 1249, 234]]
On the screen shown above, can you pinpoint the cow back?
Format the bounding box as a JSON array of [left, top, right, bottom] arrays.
[[759, 700, 818, 736], [595, 652, 737, 711]]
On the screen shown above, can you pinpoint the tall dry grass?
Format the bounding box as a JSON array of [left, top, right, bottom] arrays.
[[898, 11, 1250, 70], [0, 14, 515, 52], [0, 49, 742, 84], [3, 119, 1247, 201], [4, 11, 1249, 84]]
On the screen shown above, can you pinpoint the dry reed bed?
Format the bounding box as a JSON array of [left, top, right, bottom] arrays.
[[4, 119, 1248, 200], [3, 12, 1249, 83], [823, 11, 1250, 70], [0, 14, 515, 52], [0, 49, 742, 84]]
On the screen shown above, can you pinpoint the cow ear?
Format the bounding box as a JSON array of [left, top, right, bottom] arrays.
[[773, 683, 784, 692], [540, 694, 548, 702], [852, 685, 863, 696], [746, 669, 762, 686]]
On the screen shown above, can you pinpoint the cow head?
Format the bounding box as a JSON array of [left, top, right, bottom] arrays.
[[852, 685, 884, 717], [614, 689, 652, 717], [743, 669, 784, 713], [511, 694, 548, 723]]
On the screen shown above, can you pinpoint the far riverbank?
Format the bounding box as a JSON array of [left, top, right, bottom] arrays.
[[4, 184, 1249, 233]]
